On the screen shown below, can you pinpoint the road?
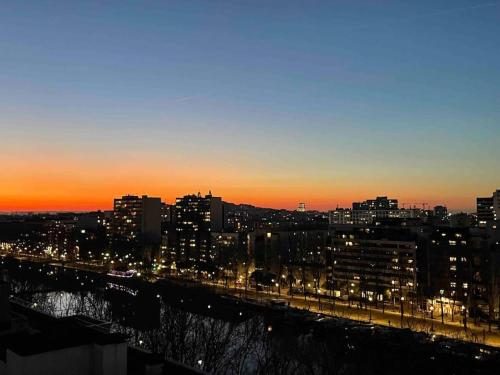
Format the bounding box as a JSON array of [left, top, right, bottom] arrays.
[[203, 281, 500, 347]]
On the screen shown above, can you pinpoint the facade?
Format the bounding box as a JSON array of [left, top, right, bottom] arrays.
[[494, 189, 500, 221], [477, 197, 494, 227], [329, 208, 424, 225], [224, 209, 252, 233], [212, 232, 241, 276], [418, 225, 500, 319], [433, 205, 448, 222], [469, 227, 500, 320], [328, 208, 353, 225], [112, 195, 161, 244], [76, 211, 107, 231], [174, 192, 223, 270], [247, 229, 331, 294], [161, 203, 175, 224], [326, 229, 417, 304], [353, 196, 398, 211], [476, 190, 500, 227], [428, 228, 470, 300], [327, 197, 431, 225]]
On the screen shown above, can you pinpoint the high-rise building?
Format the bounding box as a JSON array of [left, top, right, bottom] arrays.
[[112, 195, 161, 244], [476, 189, 499, 227], [174, 192, 223, 269], [493, 189, 500, 221], [297, 203, 306, 212], [424, 227, 472, 314], [326, 228, 417, 303], [328, 196, 426, 225], [161, 203, 175, 223], [353, 196, 398, 211], [477, 197, 494, 227]]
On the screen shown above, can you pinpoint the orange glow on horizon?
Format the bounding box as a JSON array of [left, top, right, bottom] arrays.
[[0, 147, 482, 212], [0, 187, 478, 213]]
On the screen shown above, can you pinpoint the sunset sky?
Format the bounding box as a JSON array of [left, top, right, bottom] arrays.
[[1, 0, 499, 212]]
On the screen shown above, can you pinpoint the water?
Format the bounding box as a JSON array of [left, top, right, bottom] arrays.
[[3, 257, 500, 375]]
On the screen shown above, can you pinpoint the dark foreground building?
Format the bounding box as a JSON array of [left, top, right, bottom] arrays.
[[0, 270, 200, 375]]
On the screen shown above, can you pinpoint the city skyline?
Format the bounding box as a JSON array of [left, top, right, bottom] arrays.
[[0, 188, 495, 214], [3, 2, 500, 373], [1, 1, 500, 212]]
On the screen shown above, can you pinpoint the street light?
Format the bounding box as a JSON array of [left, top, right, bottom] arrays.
[[462, 305, 467, 331], [439, 289, 445, 324], [430, 305, 435, 332], [368, 296, 373, 323], [400, 296, 405, 328]]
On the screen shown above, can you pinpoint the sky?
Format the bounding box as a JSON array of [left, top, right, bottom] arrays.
[[1, 0, 499, 212]]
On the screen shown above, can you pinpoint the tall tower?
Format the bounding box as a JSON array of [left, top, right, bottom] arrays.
[[112, 195, 161, 244], [493, 189, 500, 221], [175, 193, 223, 270]]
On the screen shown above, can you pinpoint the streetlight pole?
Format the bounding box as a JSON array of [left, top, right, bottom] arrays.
[[400, 296, 405, 328], [440, 289, 445, 324], [462, 305, 468, 331], [430, 305, 435, 332], [368, 296, 373, 323]]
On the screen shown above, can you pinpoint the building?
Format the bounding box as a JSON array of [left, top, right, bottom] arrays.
[[328, 196, 431, 226], [297, 203, 306, 212], [353, 196, 398, 211], [328, 208, 353, 225], [415, 223, 500, 321], [212, 232, 241, 280], [247, 229, 331, 294], [433, 205, 448, 222], [161, 203, 175, 224], [174, 192, 223, 270], [428, 228, 470, 301], [495, 190, 500, 220], [328, 207, 424, 225], [449, 213, 473, 228], [0, 270, 176, 375], [477, 197, 494, 227], [476, 190, 500, 227], [111, 195, 161, 244], [326, 229, 417, 305], [0, 268, 128, 375]]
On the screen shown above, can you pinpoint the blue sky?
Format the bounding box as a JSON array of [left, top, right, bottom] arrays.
[[1, 0, 499, 210]]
